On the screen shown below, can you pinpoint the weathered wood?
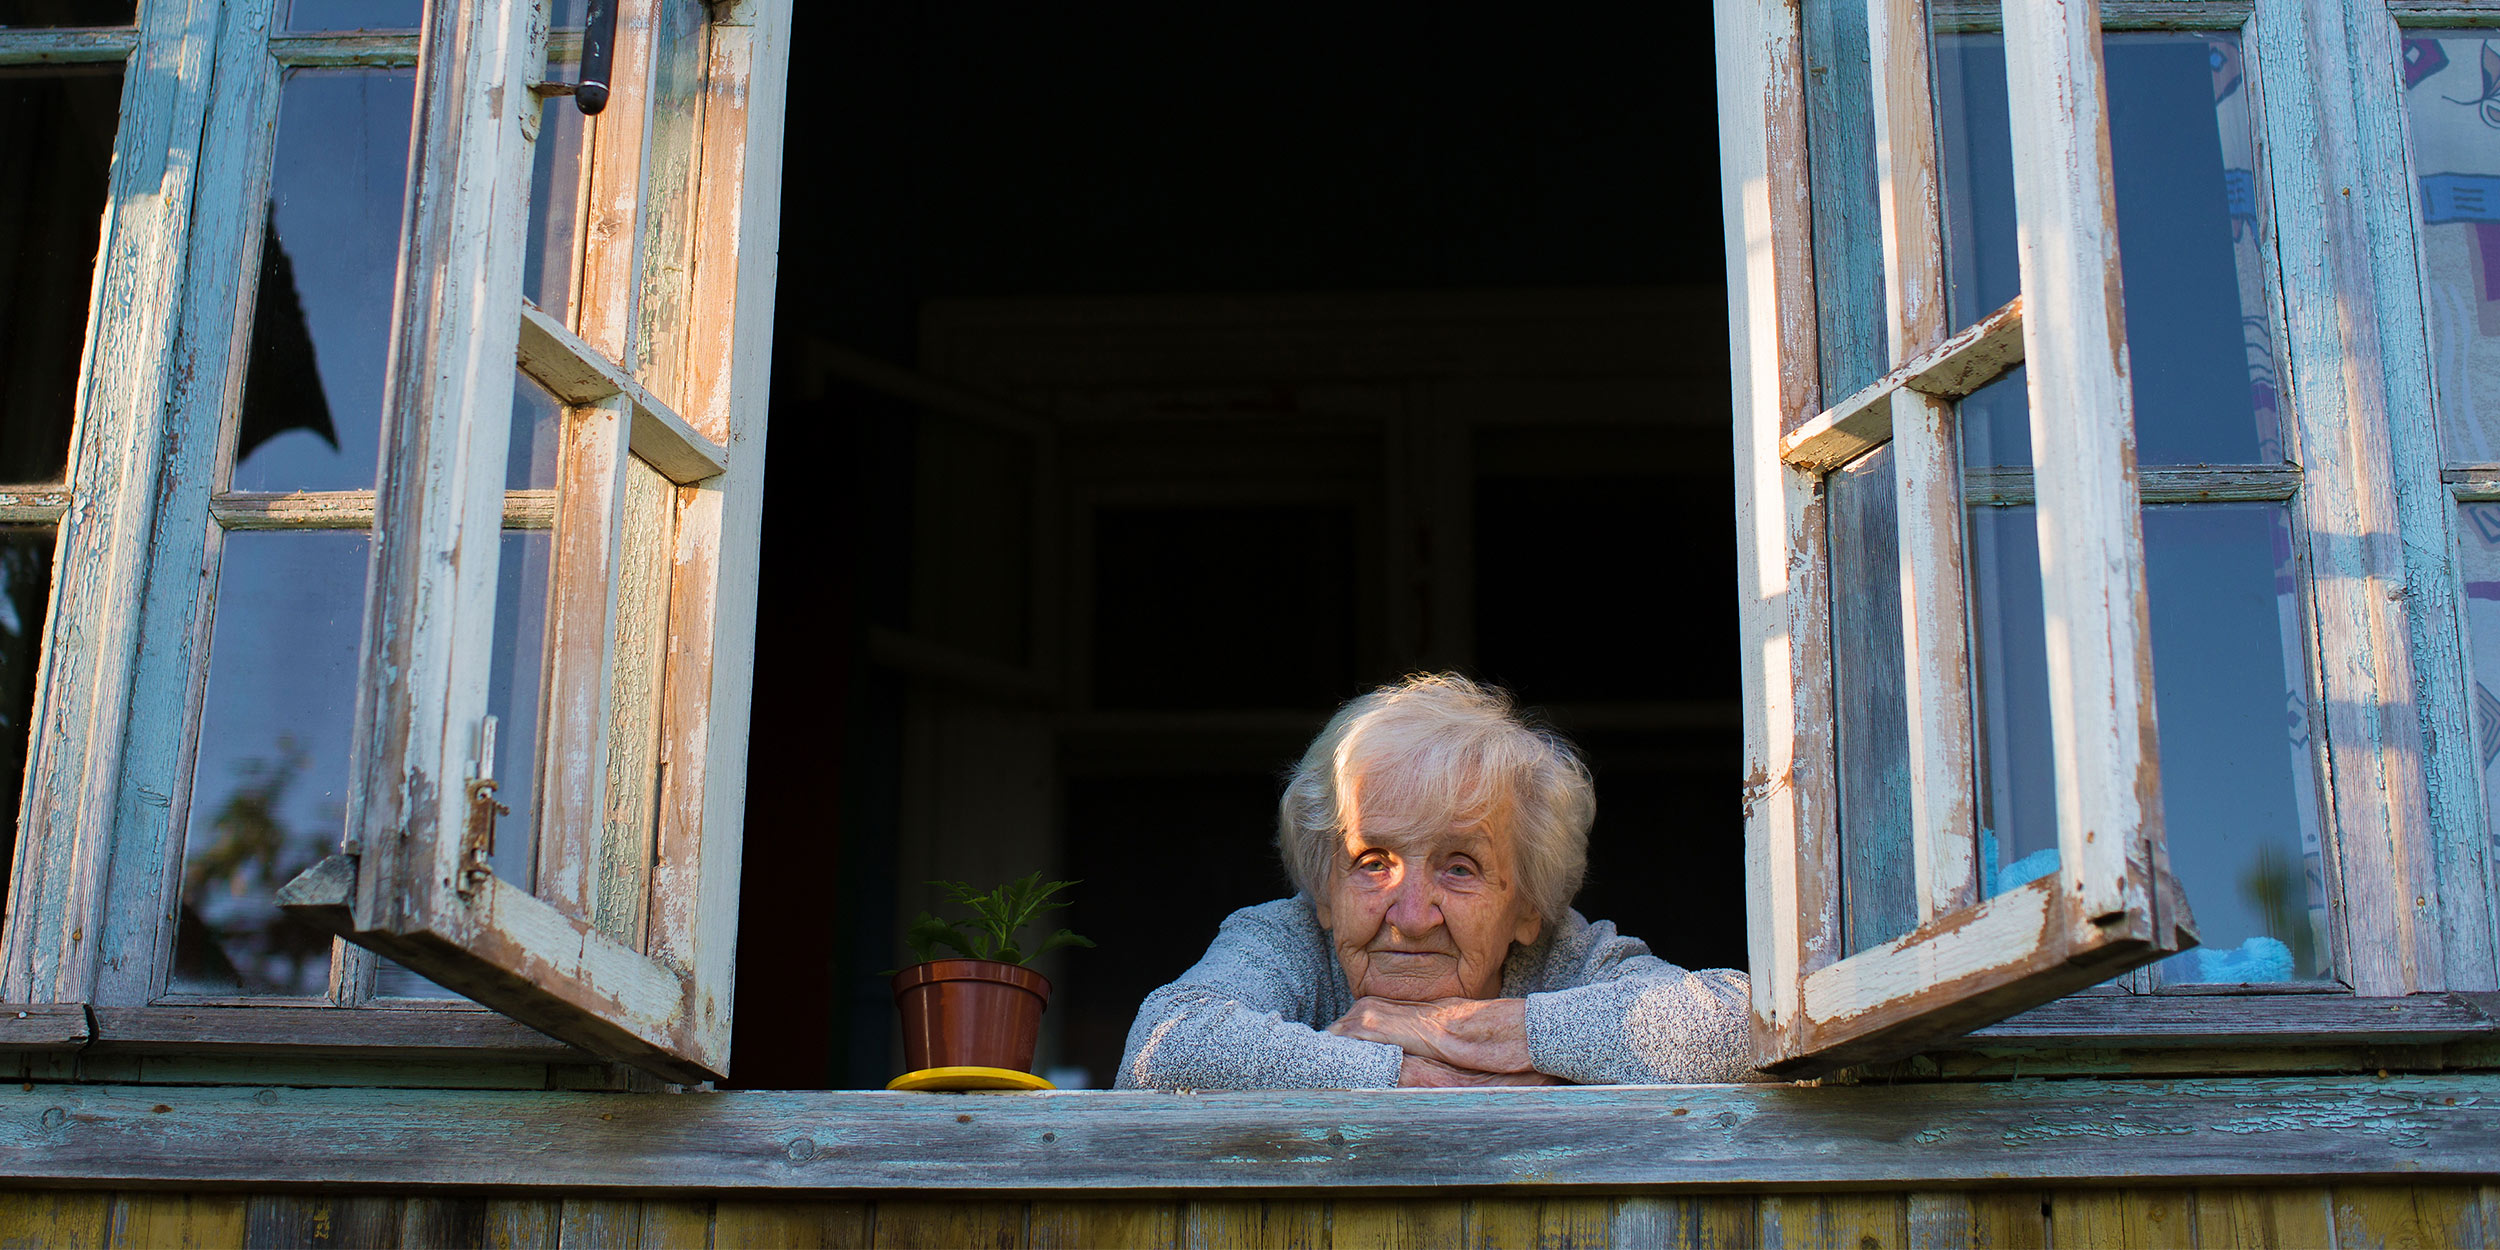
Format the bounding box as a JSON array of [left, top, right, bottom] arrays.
[[1027, 1200, 1173, 1250], [1765, 1193, 1905, 1249], [712, 1200, 871, 1249], [209, 491, 557, 531], [1965, 991, 2500, 1046], [1719, 0, 1841, 1076], [1180, 1200, 1322, 1249], [1324, 1198, 1458, 1250], [84, 1004, 574, 1060], [344, 0, 545, 945], [2190, 1186, 2334, 1249], [5, 0, 223, 1009], [244, 1193, 403, 1248], [291, 871, 711, 1082], [0, 29, 140, 65], [1866, 0, 1980, 928], [1778, 299, 2024, 472], [638, 1197, 712, 1248], [594, 460, 674, 949], [0, 492, 71, 525], [2351, 0, 2499, 991], [265, 33, 420, 68], [515, 303, 728, 484], [557, 1197, 642, 1248], [106, 1192, 246, 1249], [2004, 0, 2173, 954], [875, 1198, 1024, 1249], [1965, 466, 2300, 507], [0, 1187, 109, 1247], [7, 1078, 2500, 1193], [646, 0, 795, 1071], [1963, 1191, 2049, 1250], [481, 1197, 560, 1248], [535, 394, 636, 927], [1933, 0, 2253, 31], [0, 1004, 90, 1052], [2389, 1, 2500, 23], [2255, 0, 2486, 994]]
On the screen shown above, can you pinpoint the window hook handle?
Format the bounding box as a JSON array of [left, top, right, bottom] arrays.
[[575, 0, 619, 115]]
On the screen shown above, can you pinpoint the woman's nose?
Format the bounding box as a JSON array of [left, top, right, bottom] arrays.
[[1386, 868, 1440, 930]]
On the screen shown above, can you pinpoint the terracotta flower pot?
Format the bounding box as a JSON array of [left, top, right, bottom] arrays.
[[891, 958, 1052, 1073]]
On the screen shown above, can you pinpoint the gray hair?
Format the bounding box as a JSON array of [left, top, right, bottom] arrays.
[[1276, 673, 1594, 928]]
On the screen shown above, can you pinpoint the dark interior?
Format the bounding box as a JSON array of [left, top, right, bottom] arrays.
[[727, 6, 1742, 1090]]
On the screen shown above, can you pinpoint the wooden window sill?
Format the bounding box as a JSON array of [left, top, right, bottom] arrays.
[[2, 1075, 2493, 1193]]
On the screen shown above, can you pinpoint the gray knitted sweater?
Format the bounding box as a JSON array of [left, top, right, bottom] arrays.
[[1116, 896, 1765, 1088]]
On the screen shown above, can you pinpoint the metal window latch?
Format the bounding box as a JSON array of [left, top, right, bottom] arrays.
[[574, 0, 620, 115], [460, 715, 511, 896]]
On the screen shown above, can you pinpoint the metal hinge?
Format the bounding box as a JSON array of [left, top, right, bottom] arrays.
[[459, 715, 511, 897]]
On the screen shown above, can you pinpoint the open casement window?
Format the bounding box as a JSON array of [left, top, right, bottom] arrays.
[[269, 0, 792, 1082], [1721, 0, 2197, 1077]]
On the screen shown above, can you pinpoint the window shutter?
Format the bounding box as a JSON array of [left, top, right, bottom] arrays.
[[1722, 0, 2196, 1077], [277, 0, 790, 1082]]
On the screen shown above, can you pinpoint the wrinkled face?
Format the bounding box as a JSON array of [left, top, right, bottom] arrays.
[[1312, 786, 1543, 1002]]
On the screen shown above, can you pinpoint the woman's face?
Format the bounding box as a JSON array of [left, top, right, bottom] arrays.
[[1312, 790, 1543, 1002]]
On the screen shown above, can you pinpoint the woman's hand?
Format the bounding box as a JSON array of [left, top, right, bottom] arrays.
[[1329, 996, 1535, 1074], [1398, 1054, 1565, 1087]]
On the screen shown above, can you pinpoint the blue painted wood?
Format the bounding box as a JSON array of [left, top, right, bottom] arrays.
[[2, 0, 227, 1005], [90, 0, 285, 1009], [2335, 0, 2500, 987]]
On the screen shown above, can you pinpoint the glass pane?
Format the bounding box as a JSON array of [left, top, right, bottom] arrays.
[[283, 0, 421, 31], [374, 527, 550, 998], [173, 531, 368, 997], [1801, 0, 1888, 402], [1970, 499, 2326, 984], [0, 528, 54, 911], [232, 69, 415, 493], [1830, 445, 1916, 954], [2456, 503, 2500, 911], [282, 0, 584, 29], [2403, 34, 2500, 463], [510, 372, 559, 490], [525, 76, 588, 315], [0, 67, 121, 484], [0, 1, 133, 26], [1937, 33, 2277, 468]]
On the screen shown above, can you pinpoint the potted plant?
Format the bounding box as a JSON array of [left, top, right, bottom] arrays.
[[891, 873, 1093, 1078]]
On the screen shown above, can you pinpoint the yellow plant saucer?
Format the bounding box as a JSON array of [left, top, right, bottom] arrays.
[[887, 1066, 1057, 1092]]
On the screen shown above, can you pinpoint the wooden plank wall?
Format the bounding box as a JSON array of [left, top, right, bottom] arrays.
[[0, 1185, 2492, 1248]]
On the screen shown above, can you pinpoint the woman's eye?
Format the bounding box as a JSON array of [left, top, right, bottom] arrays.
[[1445, 861, 1478, 880]]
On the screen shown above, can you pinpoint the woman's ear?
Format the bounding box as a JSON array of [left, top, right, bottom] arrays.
[[1512, 903, 1543, 948], [1311, 875, 1335, 930]]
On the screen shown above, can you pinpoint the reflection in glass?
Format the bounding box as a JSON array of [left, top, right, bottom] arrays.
[[1936, 33, 2278, 468], [232, 70, 414, 493], [2454, 504, 2500, 938], [374, 529, 550, 998], [284, 0, 586, 28], [283, 0, 421, 31], [1970, 500, 2325, 984], [0, 68, 122, 484], [0, 1, 133, 26], [2405, 34, 2500, 463], [510, 372, 560, 491], [1830, 445, 1916, 954], [526, 80, 588, 315], [173, 532, 368, 997], [0, 528, 53, 909]]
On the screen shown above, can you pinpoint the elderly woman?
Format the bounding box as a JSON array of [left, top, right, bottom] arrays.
[[1117, 674, 1761, 1089]]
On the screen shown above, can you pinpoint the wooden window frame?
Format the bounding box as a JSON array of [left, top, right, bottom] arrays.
[[1729, 0, 2500, 1079], [0, 0, 791, 1082]]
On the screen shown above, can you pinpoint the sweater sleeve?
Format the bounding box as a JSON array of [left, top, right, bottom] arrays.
[[1520, 919, 1770, 1085], [1116, 902, 1405, 1091]]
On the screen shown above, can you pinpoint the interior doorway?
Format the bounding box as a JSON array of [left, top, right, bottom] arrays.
[[729, 4, 1739, 1089]]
